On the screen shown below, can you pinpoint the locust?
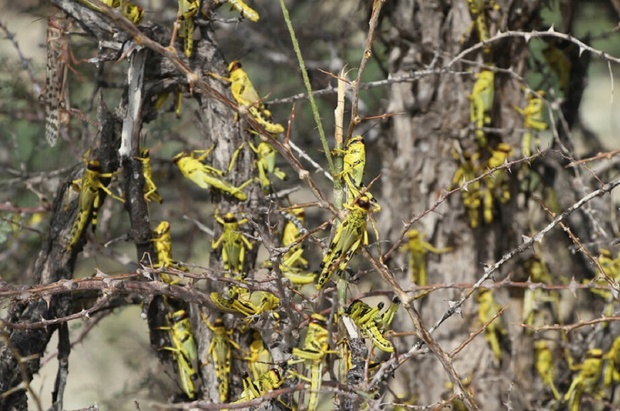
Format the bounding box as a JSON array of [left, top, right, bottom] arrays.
[[245, 331, 273, 381], [334, 135, 381, 211], [159, 309, 199, 399], [203, 316, 240, 402], [482, 142, 512, 224], [278, 251, 316, 285], [249, 141, 287, 192], [468, 67, 494, 147], [515, 90, 547, 157], [465, 0, 497, 55], [476, 288, 507, 360], [231, 368, 285, 408], [225, 0, 260, 21], [345, 299, 396, 353], [66, 155, 124, 250], [177, 0, 199, 57], [136, 148, 163, 203], [212, 211, 253, 275], [316, 195, 372, 289], [604, 336, 620, 388], [210, 286, 280, 318], [151, 221, 187, 283], [44, 17, 73, 147], [451, 148, 483, 228], [564, 348, 604, 411], [288, 314, 337, 411], [534, 340, 561, 400], [173, 149, 252, 201], [543, 39, 573, 95], [211, 60, 285, 134], [79, 0, 144, 24], [120, 2, 144, 23], [400, 229, 451, 286], [281, 207, 308, 269]]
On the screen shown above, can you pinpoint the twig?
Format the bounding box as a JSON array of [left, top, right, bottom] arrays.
[[346, 0, 386, 141], [0, 20, 40, 95], [278, 0, 333, 174], [450, 306, 508, 358], [447, 27, 620, 69]]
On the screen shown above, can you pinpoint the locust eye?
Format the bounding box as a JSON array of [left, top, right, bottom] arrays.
[[350, 135, 365, 144], [154, 221, 170, 234], [172, 152, 186, 163], [171, 310, 188, 322], [87, 161, 102, 172], [345, 300, 361, 314], [228, 61, 242, 72], [223, 213, 237, 223], [357, 196, 370, 209], [309, 313, 327, 327]]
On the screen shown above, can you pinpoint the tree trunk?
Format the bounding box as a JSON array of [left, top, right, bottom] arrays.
[[378, 0, 618, 409]]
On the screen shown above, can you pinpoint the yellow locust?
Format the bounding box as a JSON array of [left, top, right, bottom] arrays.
[[159, 309, 199, 399], [281, 207, 308, 269], [534, 340, 561, 400], [177, 0, 199, 57], [400, 229, 451, 286], [316, 195, 372, 289], [66, 155, 124, 250], [604, 336, 620, 388], [476, 288, 507, 360], [136, 148, 163, 203], [231, 368, 284, 408], [203, 316, 240, 402], [225, 0, 259, 21], [151, 221, 187, 283], [345, 299, 396, 353], [515, 90, 547, 157], [212, 211, 253, 275], [211, 60, 284, 134], [289, 314, 337, 411], [173, 149, 251, 201], [210, 286, 280, 318], [80, 0, 144, 24], [465, 0, 497, 55], [468, 67, 494, 147], [249, 141, 287, 192], [245, 331, 273, 381], [481, 142, 512, 224], [564, 348, 604, 411], [334, 135, 381, 211]]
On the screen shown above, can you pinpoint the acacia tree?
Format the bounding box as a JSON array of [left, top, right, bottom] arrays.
[[1, 0, 620, 410]]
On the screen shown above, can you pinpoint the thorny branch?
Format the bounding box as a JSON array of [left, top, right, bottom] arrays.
[[368, 177, 620, 389]]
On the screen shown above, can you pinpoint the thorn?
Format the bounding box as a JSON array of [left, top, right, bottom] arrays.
[[524, 33, 531, 43], [568, 277, 579, 297], [548, 25, 555, 33], [448, 300, 463, 317], [578, 46, 586, 57]]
